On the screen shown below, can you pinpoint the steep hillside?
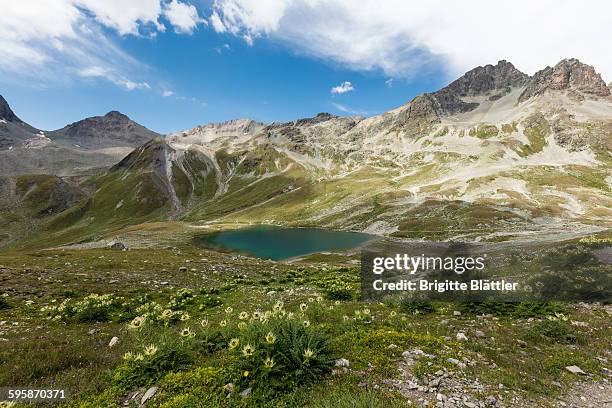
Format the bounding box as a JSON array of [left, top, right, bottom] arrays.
[[29, 138, 218, 247], [0, 95, 42, 150], [0, 174, 85, 246], [11, 58, 612, 248], [178, 59, 611, 239]]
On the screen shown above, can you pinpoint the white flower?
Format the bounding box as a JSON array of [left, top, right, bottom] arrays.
[[242, 343, 255, 357], [180, 327, 195, 338], [228, 338, 240, 350], [128, 316, 145, 329], [264, 357, 275, 368], [144, 344, 158, 356], [265, 331, 276, 344]]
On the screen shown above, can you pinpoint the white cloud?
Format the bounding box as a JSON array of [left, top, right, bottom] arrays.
[[330, 81, 354, 94], [163, 0, 205, 34], [78, 65, 151, 90], [0, 0, 205, 90], [243, 34, 254, 46], [330, 102, 375, 116], [162, 89, 174, 97], [210, 12, 227, 33], [77, 0, 165, 35], [214, 43, 232, 54], [210, 0, 612, 81]]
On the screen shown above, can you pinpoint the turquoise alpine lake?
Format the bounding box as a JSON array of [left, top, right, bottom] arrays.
[[198, 226, 376, 260]]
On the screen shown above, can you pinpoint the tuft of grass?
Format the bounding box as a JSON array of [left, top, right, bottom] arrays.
[[524, 320, 584, 345], [399, 299, 437, 314], [457, 301, 565, 318], [113, 337, 195, 389], [307, 386, 410, 408], [0, 294, 12, 309]]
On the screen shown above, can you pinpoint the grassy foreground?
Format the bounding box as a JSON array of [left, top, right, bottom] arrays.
[[0, 246, 610, 407]]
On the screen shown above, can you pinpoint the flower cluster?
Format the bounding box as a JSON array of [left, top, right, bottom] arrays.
[[167, 288, 196, 309], [41, 293, 123, 322], [315, 272, 359, 301], [127, 302, 190, 330]]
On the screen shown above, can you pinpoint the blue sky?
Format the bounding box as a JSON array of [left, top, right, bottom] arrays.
[[1, 25, 445, 134], [1, 1, 610, 134]]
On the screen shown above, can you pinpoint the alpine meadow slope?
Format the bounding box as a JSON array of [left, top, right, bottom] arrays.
[[2, 58, 612, 248]]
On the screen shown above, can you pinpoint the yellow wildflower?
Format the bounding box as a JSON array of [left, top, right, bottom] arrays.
[[242, 343, 255, 357], [228, 338, 240, 350], [265, 331, 276, 344]]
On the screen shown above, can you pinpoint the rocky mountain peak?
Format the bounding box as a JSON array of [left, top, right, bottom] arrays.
[[443, 60, 529, 97], [48, 111, 159, 149], [426, 60, 528, 116], [0, 95, 19, 122], [103, 110, 130, 121], [519, 58, 610, 102], [294, 112, 337, 126]]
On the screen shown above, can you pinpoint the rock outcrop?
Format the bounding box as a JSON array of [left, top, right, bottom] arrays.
[[520, 58, 611, 102], [0, 95, 19, 122], [429, 60, 528, 115]]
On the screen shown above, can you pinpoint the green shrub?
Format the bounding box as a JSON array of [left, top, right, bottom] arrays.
[[229, 317, 336, 392], [524, 320, 583, 344], [324, 286, 355, 301], [457, 301, 565, 318], [41, 294, 126, 323], [113, 338, 195, 389], [194, 328, 227, 355], [198, 294, 223, 309], [167, 288, 196, 309], [532, 264, 612, 302], [0, 294, 12, 310], [316, 270, 359, 301]]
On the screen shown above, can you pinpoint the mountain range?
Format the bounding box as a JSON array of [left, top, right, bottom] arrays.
[[0, 98, 159, 176], [1, 58, 611, 248]]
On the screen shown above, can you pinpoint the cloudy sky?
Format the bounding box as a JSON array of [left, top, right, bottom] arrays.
[[1, 0, 611, 133]]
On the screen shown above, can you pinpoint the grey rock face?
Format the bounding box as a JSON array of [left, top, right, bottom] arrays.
[[442, 60, 528, 97], [0, 95, 41, 150], [0, 95, 19, 122], [48, 110, 159, 149], [429, 60, 528, 115], [520, 58, 611, 102]]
